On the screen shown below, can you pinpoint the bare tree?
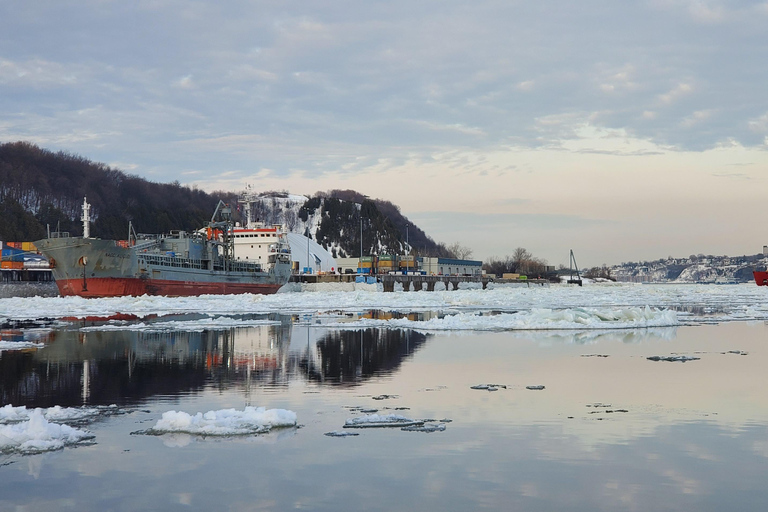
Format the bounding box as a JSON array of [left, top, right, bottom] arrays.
[[447, 242, 473, 260]]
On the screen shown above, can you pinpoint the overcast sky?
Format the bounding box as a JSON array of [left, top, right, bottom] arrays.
[[2, 0, 767, 267]]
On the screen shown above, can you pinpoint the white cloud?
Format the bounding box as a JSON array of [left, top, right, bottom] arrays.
[[680, 109, 712, 128], [748, 112, 768, 133], [175, 75, 194, 89], [517, 80, 535, 92], [0, 58, 80, 87], [658, 83, 693, 105]]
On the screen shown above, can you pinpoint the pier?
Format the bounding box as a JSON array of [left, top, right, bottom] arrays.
[[379, 274, 549, 292], [289, 273, 550, 291]]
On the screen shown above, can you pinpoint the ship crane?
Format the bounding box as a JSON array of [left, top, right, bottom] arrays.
[[209, 200, 235, 270], [568, 249, 583, 286]]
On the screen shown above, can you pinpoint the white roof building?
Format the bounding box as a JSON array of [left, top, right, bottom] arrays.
[[286, 233, 338, 273]]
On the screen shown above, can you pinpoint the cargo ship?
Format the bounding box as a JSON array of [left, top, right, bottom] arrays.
[[35, 198, 292, 297]]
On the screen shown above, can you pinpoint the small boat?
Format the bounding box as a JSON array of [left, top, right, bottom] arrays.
[[754, 270, 768, 286]]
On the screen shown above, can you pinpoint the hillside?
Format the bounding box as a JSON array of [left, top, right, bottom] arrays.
[[608, 254, 765, 283], [0, 142, 447, 257]]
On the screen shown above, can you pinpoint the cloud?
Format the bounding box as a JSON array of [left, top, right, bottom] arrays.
[[0, 58, 81, 87], [680, 109, 713, 128], [658, 83, 693, 105]]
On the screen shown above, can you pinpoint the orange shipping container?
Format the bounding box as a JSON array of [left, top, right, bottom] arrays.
[[1, 261, 23, 270]]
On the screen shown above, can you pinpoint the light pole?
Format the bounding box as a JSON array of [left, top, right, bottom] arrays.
[[406, 225, 409, 274]]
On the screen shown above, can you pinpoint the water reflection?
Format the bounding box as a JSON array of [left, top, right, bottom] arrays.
[[0, 317, 429, 408]]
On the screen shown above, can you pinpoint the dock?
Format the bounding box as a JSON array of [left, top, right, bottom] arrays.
[[289, 273, 550, 291], [379, 275, 549, 292]]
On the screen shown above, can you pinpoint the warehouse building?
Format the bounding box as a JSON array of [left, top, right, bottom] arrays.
[[418, 257, 483, 276]]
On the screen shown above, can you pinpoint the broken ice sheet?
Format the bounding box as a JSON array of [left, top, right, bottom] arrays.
[[470, 384, 507, 391], [142, 407, 297, 437], [646, 355, 700, 362], [0, 410, 95, 454], [371, 395, 399, 401], [324, 431, 359, 437], [401, 423, 447, 433], [343, 414, 424, 429]]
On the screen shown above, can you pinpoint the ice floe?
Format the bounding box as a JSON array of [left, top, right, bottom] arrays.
[[0, 409, 94, 454], [320, 306, 679, 332], [343, 414, 424, 429], [401, 423, 447, 433], [0, 404, 121, 424], [324, 431, 360, 437], [646, 355, 701, 362], [144, 406, 297, 436], [79, 317, 280, 332], [470, 384, 506, 391], [1, 283, 767, 326]]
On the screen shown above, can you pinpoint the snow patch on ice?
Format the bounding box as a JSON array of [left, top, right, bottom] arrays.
[[145, 407, 297, 436]]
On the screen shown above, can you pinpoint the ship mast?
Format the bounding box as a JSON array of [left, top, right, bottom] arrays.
[[81, 197, 91, 239], [238, 185, 255, 228]]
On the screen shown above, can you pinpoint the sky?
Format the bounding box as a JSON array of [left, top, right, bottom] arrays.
[[1, 0, 767, 267]]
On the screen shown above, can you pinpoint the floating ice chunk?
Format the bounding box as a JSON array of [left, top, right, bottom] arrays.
[[646, 355, 700, 362], [470, 384, 506, 391], [0, 410, 94, 454], [324, 431, 360, 437], [401, 423, 447, 433], [371, 394, 398, 400], [0, 404, 119, 424], [344, 414, 424, 429], [526, 385, 545, 390], [146, 406, 297, 436]]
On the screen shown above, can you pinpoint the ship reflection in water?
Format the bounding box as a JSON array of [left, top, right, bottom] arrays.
[[0, 313, 430, 408]]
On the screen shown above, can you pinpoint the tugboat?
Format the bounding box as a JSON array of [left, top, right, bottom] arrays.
[[35, 198, 292, 297]]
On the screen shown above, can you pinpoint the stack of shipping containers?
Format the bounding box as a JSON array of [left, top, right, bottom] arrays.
[[377, 254, 395, 274], [358, 256, 375, 274], [399, 255, 415, 273], [0, 242, 36, 270]]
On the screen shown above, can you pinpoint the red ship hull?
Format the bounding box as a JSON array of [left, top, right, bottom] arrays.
[[56, 277, 283, 298], [754, 271, 768, 286]]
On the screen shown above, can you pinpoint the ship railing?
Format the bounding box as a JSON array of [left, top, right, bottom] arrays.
[[139, 255, 209, 270], [213, 260, 263, 273], [49, 232, 70, 239]]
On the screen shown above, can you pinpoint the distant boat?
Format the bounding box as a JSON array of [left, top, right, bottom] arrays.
[[754, 271, 768, 286]]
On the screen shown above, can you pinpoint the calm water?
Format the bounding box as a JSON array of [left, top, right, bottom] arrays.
[[2, 315, 768, 511]]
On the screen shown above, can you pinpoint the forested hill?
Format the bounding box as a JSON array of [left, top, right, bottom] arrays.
[[0, 142, 447, 257], [0, 141, 226, 241]]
